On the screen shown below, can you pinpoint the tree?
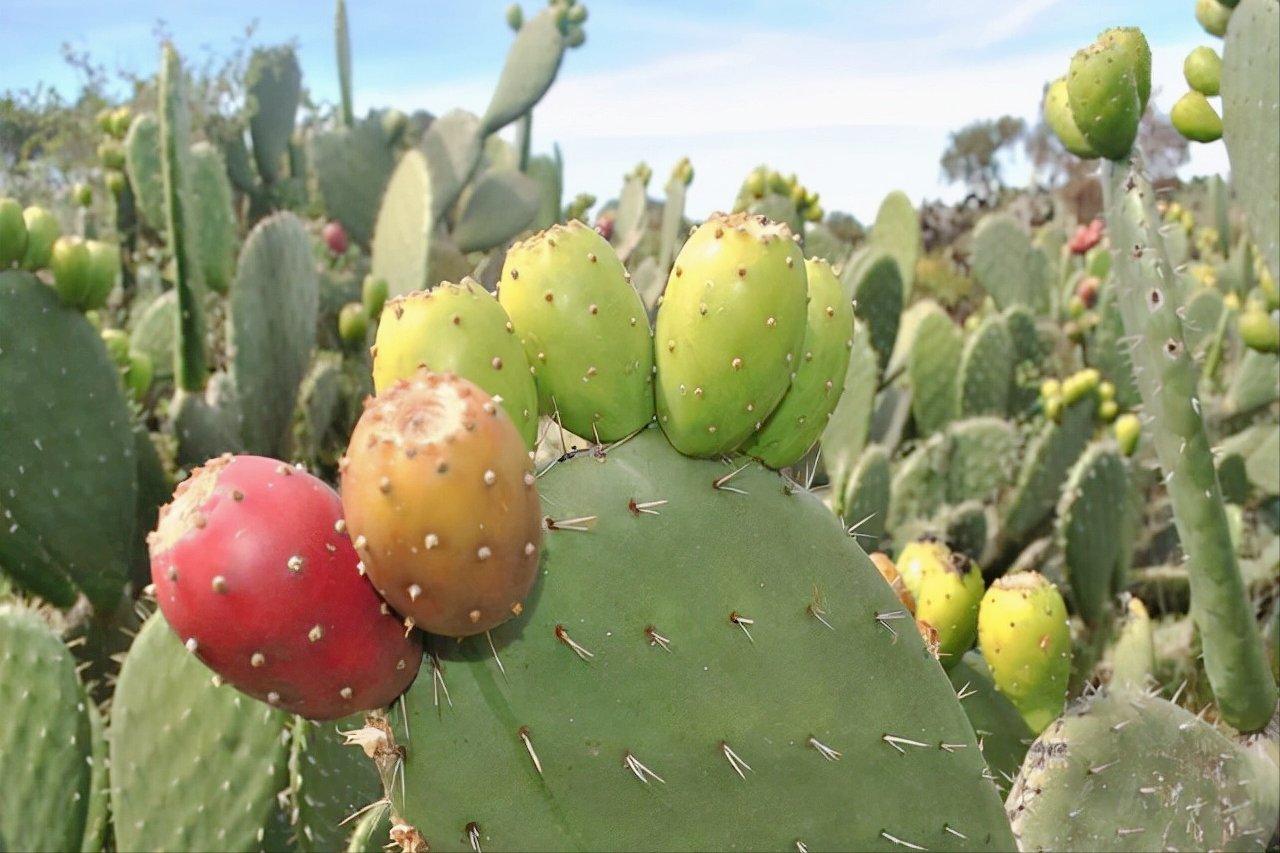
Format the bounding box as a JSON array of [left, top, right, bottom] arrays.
[[938, 115, 1027, 204]]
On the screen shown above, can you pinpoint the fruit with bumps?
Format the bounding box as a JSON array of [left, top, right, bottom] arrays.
[[0, 198, 27, 268], [362, 273, 389, 320], [339, 368, 543, 638], [338, 301, 369, 349], [1183, 45, 1222, 96], [497, 219, 656, 442], [147, 454, 423, 721], [977, 571, 1073, 733], [49, 236, 92, 308], [371, 278, 539, 449], [21, 206, 60, 271], [654, 211, 808, 457], [897, 538, 984, 669], [1066, 27, 1152, 160], [741, 256, 854, 468], [1043, 76, 1099, 159]]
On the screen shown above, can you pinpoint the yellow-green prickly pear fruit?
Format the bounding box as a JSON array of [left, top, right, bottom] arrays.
[[1196, 0, 1233, 37], [0, 198, 28, 269], [904, 544, 985, 670], [1114, 412, 1141, 456], [497, 220, 656, 442], [895, 535, 950, 595], [740, 256, 853, 468], [82, 239, 120, 311], [1237, 303, 1279, 353], [49, 236, 92, 308], [1067, 27, 1152, 160], [1171, 90, 1224, 143], [371, 278, 540, 449], [20, 206, 61, 271], [654, 211, 808, 457], [1043, 76, 1099, 159], [977, 570, 1073, 734], [1183, 45, 1222, 96]]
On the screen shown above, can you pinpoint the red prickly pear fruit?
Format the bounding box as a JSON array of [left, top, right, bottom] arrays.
[[148, 454, 423, 721], [339, 368, 543, 638], [322, 220, 349, 256], [1068, 219, 1104, 255], [1075, 274, 1101, 309]]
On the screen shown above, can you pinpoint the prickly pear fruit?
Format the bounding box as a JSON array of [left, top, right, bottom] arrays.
[[741, 256, 854, 468], [1171, 90, 1224, 143], [73, 183, 93, 208], [49, 236, 92, 308], [1183, 45, 1222, 96], [21, 206, 60, 271], [869, 550, 917, 612], [1043, 76, 1099, 159], [1237, 303, 1280, 352], [82, 239, 120, 310], [148, 454, 423, 721], [898, 539, 984, 669], [977, 571, 1073, 733], [1066, 27, 1152, 160], [654, 212, 808, 457], [339, 369, 543, 638], [322, 220, 349, 256], [338, 301, 369, 349], [0, 198, 27, 268], [371, 278, 539, 449], [497, 220, 656, 442], [1196, 0, 1233, 36], [362, 274, 389, 320]]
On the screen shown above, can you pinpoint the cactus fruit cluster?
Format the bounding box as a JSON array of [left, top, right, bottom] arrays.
[[3, 0, 1280, 851]]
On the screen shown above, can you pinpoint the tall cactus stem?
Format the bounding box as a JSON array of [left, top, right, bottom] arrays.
[[1102, 155, 1277, 732], [335, 0, 354, 128]]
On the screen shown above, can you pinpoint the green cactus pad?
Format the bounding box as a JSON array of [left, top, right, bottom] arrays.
[[820, 319, 880, 516], [0, 271, 137, 609], [227, 211, 320, 458], [245, 46, 302, 184], [743, 256, 855, 468], [947, 651, 1034, 789], [0, 604, 94, 853], [971, 214, 1048, 314], [526, 149, 564, 234], [452, 169, 542, 253], [943, 500, 990, 564], [310, 115, 397, 250], [1055, 441, 1132, 628], [423, 109, 485, 223], [80, 696, 109, 853], [170, 372, 247, 467], [840, 245, 903, 374], [839, 442, 891, 551], [371, 278, 539, 448], [1007, 687, 1279, 851], [906, 300, 962, 434], [945, 417, 1022, 505], [480, 4, 571, 136], [335, 0, 354, 127], [388, 426, 1015, 850], [288, 714, 384, 852], [370, 148, 451, 298], [188, 141, 239, 294], [128, 289, 178, 382], [956, 313, 1014, 418], [654, 212, 808, 457], [124, 112, 164, 229], [498, 220, 654, 443], [1222, 0, 1280, 283], [868, 190, 920, 297], [110, 611, 294, 852]]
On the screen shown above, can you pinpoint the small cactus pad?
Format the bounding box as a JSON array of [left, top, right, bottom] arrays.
[[0, 604, 93, 852], [148, 454, 423, 720], [742, 256, 854, 468], [977, 571, 1073, 734], [371, 278, 539, 449], [340, 369, 543, 638], [1007, 687, 1280, 851], [1054, 441, 1131, 628], [387, 426, 1015, 850], [498, 220, 656, 442], [654, 212, 808, 457]]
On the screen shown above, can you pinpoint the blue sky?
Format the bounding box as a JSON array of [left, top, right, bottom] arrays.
[[2, 0, 1229, 223]]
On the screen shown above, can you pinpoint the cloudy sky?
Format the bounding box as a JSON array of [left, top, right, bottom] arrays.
[[2, 0, 1230, 223]]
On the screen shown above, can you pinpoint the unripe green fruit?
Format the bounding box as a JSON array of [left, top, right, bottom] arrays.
[[1237, 305, 1280, 353], [977, 571, 1073, 734], [894, 536, 951, 597], [504, 3, 523, 30], [910, 549, 985, 670], [20, 206, 60, 271], [1043, 76, 1099, 159], [0, 198, 28, 269], [1183, 45, 1222, 96], [1039, 378, 1061, 401], [97, 140, 126, 170], [49, 236, 93, 308], [105, 170, 127, 196], [1114, 412, 1141, 456], [100, 328, 131, 367], [1097, 399, 1118, 422], [1067, 28, 1152, 160], [1196, 0, 1232, 37], [109, 105, 133, 140], [73, 183, 93, 208], [337, 301, 369, 349], [124, 350, 154, 400], [362, 274, 389, 321], [1171, 90, 1224, 143], [82, 239, 120, 311]]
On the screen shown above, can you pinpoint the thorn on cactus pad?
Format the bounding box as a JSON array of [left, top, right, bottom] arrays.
[[518, 726, 542, 776], [555, 624, 594, 660], [807, 735, 841, 761], [882, 734, 929, 754], [467, 821, 483, 853], [622, 750, 665, 784], [712, 464, 751, 495], [645, 625, 672, 652], [880, 830, 927, 850], [720, 741, 753, 779], [729, 611, 755, 643]]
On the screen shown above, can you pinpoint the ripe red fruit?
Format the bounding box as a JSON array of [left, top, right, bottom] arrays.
[[1075, 274, 1101, 309], [322, 220, 349, 256], [1069, 218, 1104, 254], [148, 454, 422, 720]]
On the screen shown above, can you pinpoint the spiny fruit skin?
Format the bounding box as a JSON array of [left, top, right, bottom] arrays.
[[1043, 76, 1099, 159], [977, 570, 1073, 734], [654, 211, 808, 457], [21, 206, 61, 271], [497, 219, 656, 442], [1066, 27, 1152, 161], [371, 278, 539, 449], [339, 368, 543, 638], [741, 256, 854, 469], [49, 236, 92, 309], [0, 198, 28, 268], [898, 538, 984, 670], [147, 454, 423, 721]]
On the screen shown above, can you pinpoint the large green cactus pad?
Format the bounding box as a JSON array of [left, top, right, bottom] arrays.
[[390, 426, 1015, 851], [310, 115, 398, 250]]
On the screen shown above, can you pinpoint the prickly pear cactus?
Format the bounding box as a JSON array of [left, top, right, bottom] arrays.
[[379, 427, 1016, 851]]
